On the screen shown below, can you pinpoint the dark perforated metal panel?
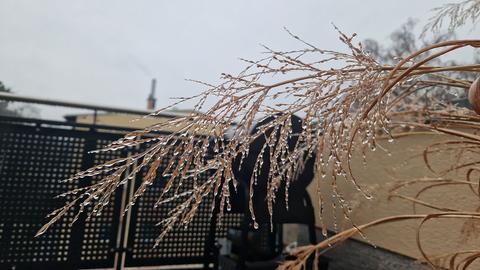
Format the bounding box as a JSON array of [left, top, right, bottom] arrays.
[[0, 126, 84, 268], [0, 118, 248, 269], [79, 137, 124, 268], [125, 146, 216, 267], [215, 213, 244, 239], [0, 122, 124, 270]]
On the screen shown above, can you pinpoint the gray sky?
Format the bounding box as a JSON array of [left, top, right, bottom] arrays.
[[0, 0, 468, 119]]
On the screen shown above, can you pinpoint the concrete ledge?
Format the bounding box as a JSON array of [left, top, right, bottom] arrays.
[[316, 230, 435, 270]]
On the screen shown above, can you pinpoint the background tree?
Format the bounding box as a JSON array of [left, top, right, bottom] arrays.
[[0, 81, 20, 117], [0, 81, 40, 118], [364, 18, 480, 108]]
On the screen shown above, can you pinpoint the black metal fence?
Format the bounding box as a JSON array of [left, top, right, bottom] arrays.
[[0, 116, 242, 270]]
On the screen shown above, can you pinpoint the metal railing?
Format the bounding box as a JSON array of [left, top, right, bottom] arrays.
[[0, 92, 185, 119]]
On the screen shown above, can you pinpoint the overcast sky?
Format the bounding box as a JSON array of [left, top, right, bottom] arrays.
[[0, 0, 469, 119]]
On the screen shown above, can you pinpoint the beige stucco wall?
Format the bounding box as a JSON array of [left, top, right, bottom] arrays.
[[307, 132, 480, 268]]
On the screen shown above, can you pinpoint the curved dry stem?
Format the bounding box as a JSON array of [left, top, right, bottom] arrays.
[[281, 213, 480, 270]]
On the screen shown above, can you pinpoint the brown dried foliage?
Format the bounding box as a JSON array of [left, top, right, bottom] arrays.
[[37, 3, 480, 270]]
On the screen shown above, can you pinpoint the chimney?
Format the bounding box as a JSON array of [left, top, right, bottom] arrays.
[[147, 78, 156, 110]]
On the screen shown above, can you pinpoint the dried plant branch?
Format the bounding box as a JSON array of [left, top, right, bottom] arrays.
[[279, 213, 480, 270], [38, 30, 480, 237], [422, 0, 480, 37], [33, 6, 480, 268]]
